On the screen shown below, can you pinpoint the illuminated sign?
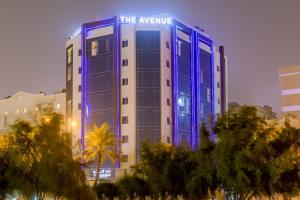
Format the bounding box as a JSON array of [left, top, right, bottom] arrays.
[[90, 168, 114, 179], [120, 16, 172, 25]]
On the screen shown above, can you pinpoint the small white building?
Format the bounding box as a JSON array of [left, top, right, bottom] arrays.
[[0, 91, 66, 133]]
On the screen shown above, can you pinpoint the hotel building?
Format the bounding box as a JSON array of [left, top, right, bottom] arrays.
[[279, 65, 300, 117], [66, 16, 228, 178]]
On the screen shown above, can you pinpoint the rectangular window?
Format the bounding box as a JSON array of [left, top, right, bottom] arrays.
[[217, 65, 220, 72], [122, 135, 128, 143], [166, 60, 170, 68], [78, 103, 82, 110], [122, 116, 128, 124], [177, 40, 182, 56], [217, 82, 220, 88], [166, 79, 170, 87], [122, 78, 128, 85], [67, 66, 72, 81], [122, 97, 128, 105], [122, 40, 128, 47], [218, 98, 220, 104], [78, 85, 82, 92], [167, 98, 170, 106], [67, 100, 72, 113], [78, 67, 82, 74], [167, 136, 170, 144], [121, 155, 128, 162], [166, 41, 170, 49], [67, 47, 72, 64], [91, 40, 98, 56], [105, 39, 110, 52], [167, 117, 170, 125], [122, 59, 128, 67], [78, 49, 82, 56], [207, 88, 211, 103]]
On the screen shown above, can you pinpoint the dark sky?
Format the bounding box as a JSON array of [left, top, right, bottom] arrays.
[[1, 0, 300, 115]]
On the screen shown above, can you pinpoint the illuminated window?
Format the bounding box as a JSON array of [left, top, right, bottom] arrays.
[[122, 135, 128, 143], [67, 47, 72, 64], [67, 66, 72, 81], [122, 40, 128, 47], [122, 116, 128, 124], [91, 40, 98, 56]]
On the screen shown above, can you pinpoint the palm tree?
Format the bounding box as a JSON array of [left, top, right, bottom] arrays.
[[84, 123, 118, 186]]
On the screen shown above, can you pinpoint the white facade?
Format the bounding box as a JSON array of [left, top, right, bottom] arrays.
[[0, 91, 66, 133]]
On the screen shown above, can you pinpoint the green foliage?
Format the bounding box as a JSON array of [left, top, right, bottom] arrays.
[[132, 143, 195, 198], [116, 176, 151, 199], [0, 110, 95, 200], [94, 182, 121, 200], [186, 123, 217, 199]]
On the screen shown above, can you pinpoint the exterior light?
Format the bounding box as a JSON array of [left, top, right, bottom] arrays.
[[16, 110, 20, 114], [4, 111, 8, 115], [71, 121, 77, 127], [56, 104, 60, 109], [45, 117, 50, 123], [23, 108, 27, 113]]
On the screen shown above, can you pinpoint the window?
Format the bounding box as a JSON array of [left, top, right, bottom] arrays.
[[67, 66, 72, 81], [167, 117, 170, 125], [166, 60, 170, 68], [167, 136, 170, 144], [91, 40, 98, 56], [177, 40, 182, 56], [218, 98, 220, 104], [78, 49, 82, 56], [122, 97, 128, 105], [217, 82, 220, 88], [122, 78, 128, 85], [105, 39, 110, 52], [67, 47, 72, 64], [166, 41, 170, 49], [122, 40, 128, 47], [122, 135, 128, 143], [78, 67, 82, 74], [166, 79, 170, 87], [122, 59, 128, 67], [122, 116, 128, 124], [78, 85, 82, 92], [67, 100, 72, 113], [3, 112, 8, 128], [207, 88, 211, 103], [121, 155, 128, 162], [167, 98, 170, 106], [217, 65, 220, 72], [78, 103, 82, 110]]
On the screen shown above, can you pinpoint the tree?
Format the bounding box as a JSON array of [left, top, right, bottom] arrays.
[[94, 182, 121, 200], [213, 106, 300, 200], [0, 110, 95, 200], [132, 143, 195, 198], [187, 123, 218, 199], [84, 123, 118, 187], [116, 176, 151, 198]]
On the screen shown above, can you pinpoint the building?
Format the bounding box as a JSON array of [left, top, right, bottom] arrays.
[[66, 15, 228, 178], [279, 65, 300, 118], [0, 91, 66, 133], [228, 102, 277, 120]]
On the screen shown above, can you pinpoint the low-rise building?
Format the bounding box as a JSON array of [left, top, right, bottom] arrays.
[[0, 91, 66, 133]]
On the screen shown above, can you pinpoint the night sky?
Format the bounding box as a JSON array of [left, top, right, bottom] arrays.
[[1, 0, 300, 116]]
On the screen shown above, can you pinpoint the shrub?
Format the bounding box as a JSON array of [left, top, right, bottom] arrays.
[[116, 176, 151, 198], [94, 182, 121, 200]]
